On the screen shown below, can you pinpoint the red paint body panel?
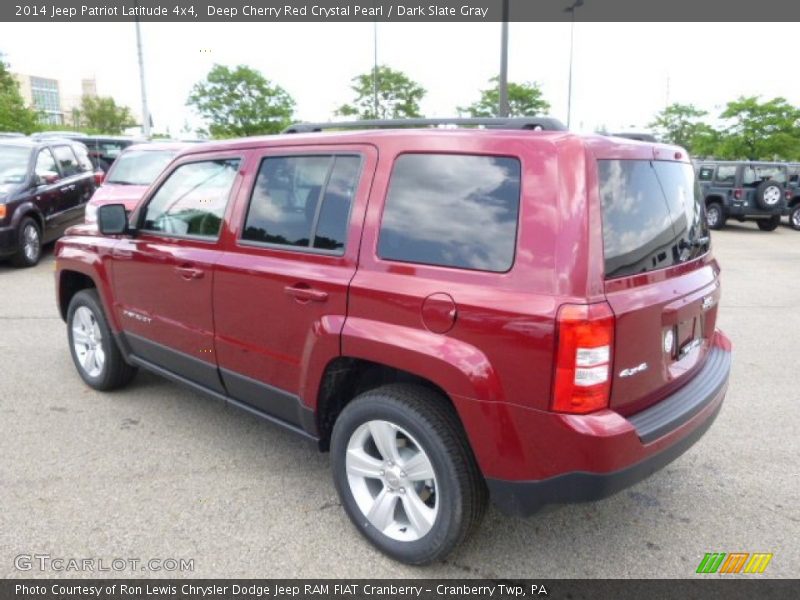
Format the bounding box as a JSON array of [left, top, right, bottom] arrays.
[[55, 128, 730, 490]]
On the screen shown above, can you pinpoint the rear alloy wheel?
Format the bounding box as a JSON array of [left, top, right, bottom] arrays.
[[757, 216, 780, 231], [67, 289, 137, 390], [331, 384, 487, 565], [10, 217, 42, 268], [706, 203, 726, 230], [790, 205, 800, 231]]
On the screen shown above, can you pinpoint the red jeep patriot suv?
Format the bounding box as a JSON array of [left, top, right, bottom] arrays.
[[55, 118, 731, 565]]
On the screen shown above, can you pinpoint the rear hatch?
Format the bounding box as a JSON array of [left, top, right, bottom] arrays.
[[598, 158, 720, 414]]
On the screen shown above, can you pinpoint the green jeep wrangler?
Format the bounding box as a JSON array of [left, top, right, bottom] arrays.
[[697, 161, 788, 231]]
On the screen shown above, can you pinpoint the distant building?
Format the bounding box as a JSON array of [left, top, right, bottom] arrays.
[[13, 73, 98, 126]]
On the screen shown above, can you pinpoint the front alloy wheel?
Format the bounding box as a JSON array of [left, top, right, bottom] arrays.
[[72, 306, 106, 378], [67, 289, 137, 390], [346, 420, 438, 542]]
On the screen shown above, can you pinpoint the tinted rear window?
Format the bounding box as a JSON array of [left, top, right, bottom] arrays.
[[378, 154, 521, 272], [599, 160, 708, 279]]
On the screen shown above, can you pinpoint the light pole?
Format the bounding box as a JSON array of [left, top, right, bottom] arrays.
[[134, 3, 151, 137], [499, 0, 509, 117], [564, 0, 584, 129]]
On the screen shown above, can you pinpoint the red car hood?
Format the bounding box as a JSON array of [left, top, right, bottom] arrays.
[[89, 183, 149, 211]]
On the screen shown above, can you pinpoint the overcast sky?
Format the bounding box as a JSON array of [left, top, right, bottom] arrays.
[[1, 21, 798, 135]]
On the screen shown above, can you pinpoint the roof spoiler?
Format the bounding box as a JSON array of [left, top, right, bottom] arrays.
[[282, 117, 568, 134]]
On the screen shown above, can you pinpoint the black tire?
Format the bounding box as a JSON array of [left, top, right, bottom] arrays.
[[706, 203, 726, 230], [755, 180, 783, 210], [10, 216, 42, 268], [330, 384, 487, 565], [757, 216, 780, 231], [790, 205, 800, 231], [67, 289, 137, 391]]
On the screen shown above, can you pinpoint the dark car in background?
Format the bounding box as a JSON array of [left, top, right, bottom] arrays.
[[84, 142, 188, 224], [0, 138, 96, 267], [697, 161, 788, 230], [784, 163, 800, 230], [31, 133, 145, 173]]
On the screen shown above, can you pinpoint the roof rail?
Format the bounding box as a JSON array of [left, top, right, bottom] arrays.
[[282, 117, 567, 134]]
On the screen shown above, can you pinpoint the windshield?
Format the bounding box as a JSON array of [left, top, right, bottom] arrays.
[[0, 146, 32, 184], [599, 160, 709, 279], [106, 150, 177, 185]]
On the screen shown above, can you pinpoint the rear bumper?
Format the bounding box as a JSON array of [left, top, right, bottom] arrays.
[[484, 330, 731, 517]]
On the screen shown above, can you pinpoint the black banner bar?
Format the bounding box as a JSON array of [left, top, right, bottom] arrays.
[[2, 0, 800, 22], [1, 580, 799, 600]]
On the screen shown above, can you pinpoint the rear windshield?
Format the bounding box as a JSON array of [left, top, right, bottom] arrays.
[[742, 165, 786, 186], [107, 150, 177, 185], [599, 160, 709, 279]]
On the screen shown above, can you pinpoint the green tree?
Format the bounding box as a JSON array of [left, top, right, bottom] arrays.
[[79, 95, 136, 134], [458, 77, 550, 118], [648, 103, 713, 154], [0, 55, 40, 134], [336, 65, 425, 120], [187, 64, 295, 138], [714, 96, 800, 160]]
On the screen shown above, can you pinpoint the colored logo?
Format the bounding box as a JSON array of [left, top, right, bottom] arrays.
[[696, 552, 773, 574]]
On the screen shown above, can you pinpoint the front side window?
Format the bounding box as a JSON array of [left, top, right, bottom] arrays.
[[242, 155, 360, 253], [142, 159, 240, 239], [53, 146, 80, 177], [377, 154, 521, 272], [698, 166, 714, 181], [35, 149, 58, 179]]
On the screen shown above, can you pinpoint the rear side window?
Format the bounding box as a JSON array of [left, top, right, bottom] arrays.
[[72, 144, 94, 172], [52, 146, 80, 177], [142, 159, 240, 239], [378, 154, 521, 272], [599, 160, 709, 280], [242, 154, 360, 253], [715, 165, 736, 185]]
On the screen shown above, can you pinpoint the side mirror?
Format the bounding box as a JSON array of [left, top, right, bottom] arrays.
[[97, 204, 129, 235], [37, 172, 59, 186]]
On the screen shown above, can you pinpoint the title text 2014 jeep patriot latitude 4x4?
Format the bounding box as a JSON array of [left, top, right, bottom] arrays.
[[55, 118, 731, 565]]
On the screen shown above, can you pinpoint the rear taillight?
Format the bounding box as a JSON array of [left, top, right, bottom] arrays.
[[733, 188, 743, 200], [552, 302, 615, 414], [94, 170, 105, 185]]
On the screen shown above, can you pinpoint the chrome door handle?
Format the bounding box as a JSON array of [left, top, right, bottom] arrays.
[[174, 266, 204, 280], [284, 285, 328, 303]]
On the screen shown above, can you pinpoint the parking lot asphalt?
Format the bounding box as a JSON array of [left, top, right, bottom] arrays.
[[1, 221, 798, 579]]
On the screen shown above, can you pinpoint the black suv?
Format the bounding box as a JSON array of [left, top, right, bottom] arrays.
[[697, 161, 788, 231], [0, 138, 96, 267]]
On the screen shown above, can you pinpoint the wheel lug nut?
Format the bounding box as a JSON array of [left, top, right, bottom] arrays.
[[400, 488, 406, 494], [400, 471, 406, 477], [380, 470, 385, 476]]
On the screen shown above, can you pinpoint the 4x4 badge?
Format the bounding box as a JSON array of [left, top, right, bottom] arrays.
[[619, 362, 648, 378]]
